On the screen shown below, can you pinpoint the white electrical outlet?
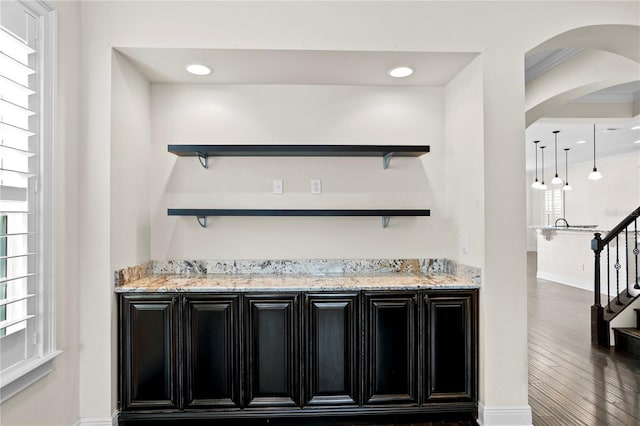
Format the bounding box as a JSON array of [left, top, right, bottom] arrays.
[[311, 179, 322, 195], [273, 179, 283, 194]]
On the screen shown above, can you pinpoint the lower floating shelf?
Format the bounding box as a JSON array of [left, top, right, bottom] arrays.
[[168, 209, 430, 229]]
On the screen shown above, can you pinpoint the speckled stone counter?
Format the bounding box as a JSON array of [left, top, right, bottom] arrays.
[[115, 272, 478, 293], [114, 258, 481, 293]]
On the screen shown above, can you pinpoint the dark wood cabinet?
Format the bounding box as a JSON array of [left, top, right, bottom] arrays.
[[120, 294, 178, 411], [183, 294, 241, 409], [244, 293, 300, 408], [304, 293, 359, 406], [119, 288, 477, 423], [364, 292, 418, 405], [424, 291, 477, 402]]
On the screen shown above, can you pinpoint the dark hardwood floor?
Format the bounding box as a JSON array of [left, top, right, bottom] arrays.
[[527, 252, 640, 426]]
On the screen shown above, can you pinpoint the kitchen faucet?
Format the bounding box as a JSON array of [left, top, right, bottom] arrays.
[[554, 218, 570, 228]]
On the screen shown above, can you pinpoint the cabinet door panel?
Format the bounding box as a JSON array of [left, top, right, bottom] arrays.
[[425, 292, 476, 402], [305, 294, 358, 406], [184, 295, 241, 408], [245, 294, 299, 407], [121, 295, 178, 410], [364, 293, 417, 405]]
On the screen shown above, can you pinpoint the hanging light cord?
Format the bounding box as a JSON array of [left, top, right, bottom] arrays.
[[540, 146, 546, 183], [534, 141, 539, 181], [593, 124, 597, 169], [565, 148, 570, 184], [553, 130, 559, 177]]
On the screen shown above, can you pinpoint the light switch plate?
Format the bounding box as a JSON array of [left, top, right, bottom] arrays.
[[311, 179, 322, 195], [273, 179, 283, 194], [461, 234, 468, 254]]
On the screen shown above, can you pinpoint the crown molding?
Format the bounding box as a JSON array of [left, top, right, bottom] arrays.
[[525, 48, 582, 82]]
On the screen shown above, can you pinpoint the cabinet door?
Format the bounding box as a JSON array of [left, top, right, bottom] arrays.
[[364, 292, 418, 405], [183, 295, 241, 408], [245, 294, 300, 407], [304, 293, 359, 406], [424, 291, 477, 402], [120, 295, 178, 410]]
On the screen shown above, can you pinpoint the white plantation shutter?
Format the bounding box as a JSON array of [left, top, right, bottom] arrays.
[[0, 4, 37, 345], [0, 0, 58, 402], [544, 189, 563, 226]]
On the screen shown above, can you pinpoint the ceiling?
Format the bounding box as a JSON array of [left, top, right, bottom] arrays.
[[525, 119, 639, 171], [116, 47, 479, 86], [117, 46, 638, 170]]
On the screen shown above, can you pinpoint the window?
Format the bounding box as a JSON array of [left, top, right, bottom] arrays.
[[0, 0, 58, 402], [544, 189, 563, 226]]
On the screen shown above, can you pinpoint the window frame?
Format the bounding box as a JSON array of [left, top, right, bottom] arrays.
[[0, 0, 60, 403]]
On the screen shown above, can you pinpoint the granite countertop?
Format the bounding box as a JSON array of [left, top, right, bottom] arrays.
[[115, 272, 478, 293], [528, 225, 607, 233]]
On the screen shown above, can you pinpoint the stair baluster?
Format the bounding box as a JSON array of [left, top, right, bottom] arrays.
[[606, 244, 612, 313], [626, 227, 630, 295], [635, 219, 639, 290], [616, 235, 621, 305], [591, 206, 640, 347]]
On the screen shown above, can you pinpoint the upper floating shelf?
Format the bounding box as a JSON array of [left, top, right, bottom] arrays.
[[168, 144, 430, 169], [168, 208, 431, 229]]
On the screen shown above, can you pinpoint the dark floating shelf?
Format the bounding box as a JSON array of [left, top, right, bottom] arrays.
[[168, 144, 430, 169], [168, 208, 430, 229]]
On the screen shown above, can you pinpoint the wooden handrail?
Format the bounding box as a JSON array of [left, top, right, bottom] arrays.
[[598, 206, 640, 248]]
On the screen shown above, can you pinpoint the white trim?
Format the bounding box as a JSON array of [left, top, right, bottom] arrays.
[[478, 402, 533, 426], [0, 0, 60, 401], [73, 410, 118, 426], [572, 93, 636, 103], [0, 349, 61, 402], [525, 48, 582, 82], [37, 0, 58, 358]]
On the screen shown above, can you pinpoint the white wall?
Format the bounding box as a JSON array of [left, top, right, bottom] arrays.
[[564, 154, 640, 229], [111, 51, 151, 270], [151, 84, 443, 260], [479, 49, 529, 414], [69, 1, 639, 424], [0, 1, 81, 425], [109, 51, 152, 417], [444, 57, 484, 268]]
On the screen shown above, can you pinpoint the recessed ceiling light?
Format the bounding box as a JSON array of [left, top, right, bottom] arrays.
[[389, 66, 414, 78], [634, 140, 640, 144], [576, 140, 587, 144], [632, 125, 640, 130], [186, 64, 212, 76]]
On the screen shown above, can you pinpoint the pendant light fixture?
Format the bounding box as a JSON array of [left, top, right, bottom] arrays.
[[563, 148, 572, 191], [539, 145, 548, 190], [531, 140, 541, 189], [551, 130, 563, 185], [588, 123, 603, 181]]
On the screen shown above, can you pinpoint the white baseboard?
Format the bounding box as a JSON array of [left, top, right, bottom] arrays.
[[478, 402, 533, 426], [73, 410, 118, 426]]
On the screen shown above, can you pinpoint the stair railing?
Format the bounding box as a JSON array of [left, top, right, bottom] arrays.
[[591, 206, 640, 346]]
